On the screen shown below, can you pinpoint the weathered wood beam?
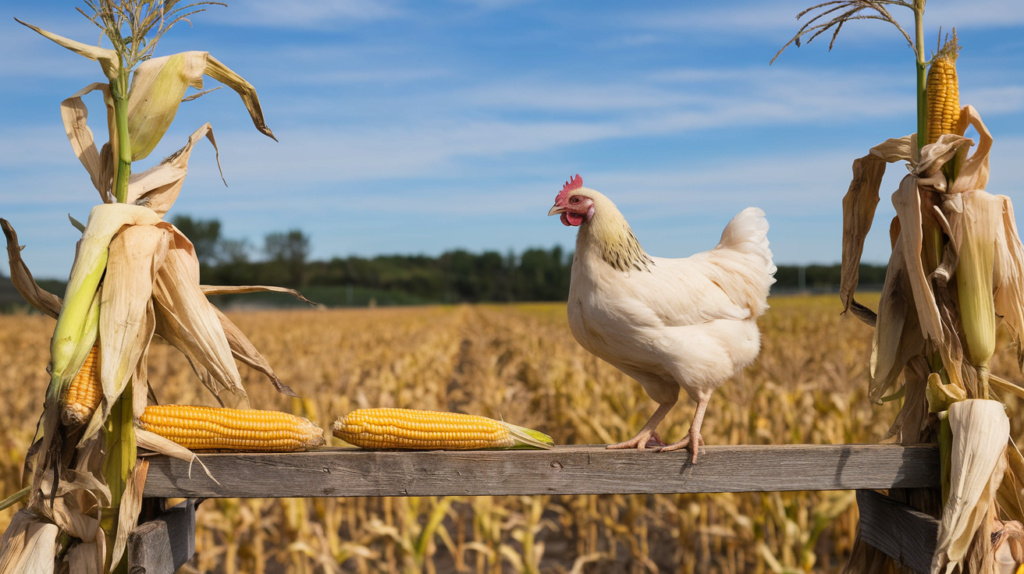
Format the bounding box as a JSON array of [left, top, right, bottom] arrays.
[[143, 444, 939, 499], [127, 499, 197, 574], [857, 489, 939, 574]]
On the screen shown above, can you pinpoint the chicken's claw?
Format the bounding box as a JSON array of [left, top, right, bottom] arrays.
[[657, 429, 705, 463], [607, 429, 664, 451]]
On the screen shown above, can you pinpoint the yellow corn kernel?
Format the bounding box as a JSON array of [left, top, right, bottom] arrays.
[[926, 31, 961, 144], [61, 344, 101, 426], [140, 405, 325, 452], [334, 408, 516, 450]]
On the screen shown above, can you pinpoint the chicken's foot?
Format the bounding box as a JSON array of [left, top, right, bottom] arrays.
[[658, 396, 709, 463], [606, 402, 674, 451]]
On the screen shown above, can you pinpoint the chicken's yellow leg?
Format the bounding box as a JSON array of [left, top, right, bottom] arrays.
[[658, 396, 709, 462], [606, 401, 675, 451]]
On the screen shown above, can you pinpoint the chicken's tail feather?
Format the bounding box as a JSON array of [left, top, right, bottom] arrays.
[[716, 207, 777, 278], [706, 208, 776, 318]]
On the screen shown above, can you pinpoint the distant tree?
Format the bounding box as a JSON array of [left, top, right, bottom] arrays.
[[170, 215, 222, 266], [264, 230, 311, 286]]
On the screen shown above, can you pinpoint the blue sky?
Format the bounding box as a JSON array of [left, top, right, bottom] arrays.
[[1, 0, 1023, 278]]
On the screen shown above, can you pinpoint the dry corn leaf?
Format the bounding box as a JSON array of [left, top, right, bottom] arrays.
[[997, 444, 1024, 523], [892, 175, 944, 345], [0, 509, 59, 574], [840, 153, 885, 317], [67, 541, 103, 574], [915, 134, 973, 194], [212, 306, 299, 397], [95, 226, 170, 436], [926, 372, 968, 414], [869, 232, 925, 403], [152, 235, 244, 402], [60, 83, 116, 202], [884, 358, 931, 442], [1, 219, 62, 318], [870, 133, 917, 164], [135, 429, 217, 483], [125, 123, 223, 217], [201, 284, 315, 305], [15, 19, 118, 80], [933, 399, 1010, 574], [951, 106, 992, 194], [109, 460, 148, 571], [993, 196, 1024, 371], [204, 55, 276, 141]]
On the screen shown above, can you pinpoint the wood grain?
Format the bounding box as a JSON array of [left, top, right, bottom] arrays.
[[127, 499, 197, 574], [856, 489, 939, 574], [142, 444, 939, 499]]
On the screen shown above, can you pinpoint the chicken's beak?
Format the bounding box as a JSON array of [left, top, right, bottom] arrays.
[[548, 204, 566, 216]]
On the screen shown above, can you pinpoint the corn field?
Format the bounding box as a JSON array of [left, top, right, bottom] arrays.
[[1, 295, 1022, 573]]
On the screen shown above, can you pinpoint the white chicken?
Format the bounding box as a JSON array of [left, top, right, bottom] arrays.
[[548, 175, 776, 462]]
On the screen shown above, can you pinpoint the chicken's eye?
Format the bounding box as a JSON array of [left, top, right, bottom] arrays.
[[570, 196, 581, 204]]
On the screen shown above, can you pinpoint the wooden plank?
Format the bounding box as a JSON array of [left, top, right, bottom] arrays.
[[143, 444, 939, 499], [127, 499, 197, 574], [857, 489, 939, 574]]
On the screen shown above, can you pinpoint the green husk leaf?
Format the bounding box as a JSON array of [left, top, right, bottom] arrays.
[[500, 422, 555, 450]]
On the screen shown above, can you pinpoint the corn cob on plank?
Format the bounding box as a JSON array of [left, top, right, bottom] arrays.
[[140, 405, 325, 452], [333, 408, 553, 450]]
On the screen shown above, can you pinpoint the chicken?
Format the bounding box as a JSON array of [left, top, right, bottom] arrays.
[[548, 175, 776, 462]]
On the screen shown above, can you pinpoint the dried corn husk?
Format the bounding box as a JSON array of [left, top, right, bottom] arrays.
[[869, 235, 924, 402], [60, 83, 116, 202], [950, 106, 992, 195], [933, 400, 1010, 574], [125, 123, 223, 217], [0, 509, 59, 573]]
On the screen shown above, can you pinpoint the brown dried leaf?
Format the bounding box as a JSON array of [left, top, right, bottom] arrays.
[[883, 356, 930, 443], [993, 196, 1024, 371], [869, 234, 924, 403], [916, 134, 973, 194], [204, 55, 277, 141], [869, 133, 916, 164], [201, 284, 315, 306], [1, 219, 62, 318], [952, 105, 992, 194], [997, 445, 1024, 523], [125, 123, 223, 217], [892, 175, 944, 344], [110, 459, 148, 570], [213, 306, 299, 397], [840, 153, 885, 316], [60, 83, 116, 202], [14, 19, 119, 80], [152, 227, 244, 402], [0, 509, 59, 574]]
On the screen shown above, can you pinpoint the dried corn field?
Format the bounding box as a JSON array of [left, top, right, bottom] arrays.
[[2, 295, 1022, 573]]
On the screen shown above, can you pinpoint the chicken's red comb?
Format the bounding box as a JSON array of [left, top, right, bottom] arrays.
[[556, 174, 583, 203]]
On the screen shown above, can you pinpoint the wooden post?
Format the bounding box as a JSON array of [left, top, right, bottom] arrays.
[[127, 499, 197, 574], [856, 490, 939, 574]]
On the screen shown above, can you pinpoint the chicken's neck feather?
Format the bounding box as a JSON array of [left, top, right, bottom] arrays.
[[576, 191, 653, 273]]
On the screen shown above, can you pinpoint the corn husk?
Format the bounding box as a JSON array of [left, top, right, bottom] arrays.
[[85, 226, 170, 440], [955, 191, 1002, 393], [933, 399, 1010, 574], [60, 83, 117, 203], [0, 509, 59, 574], [950, 106, 992, 195]]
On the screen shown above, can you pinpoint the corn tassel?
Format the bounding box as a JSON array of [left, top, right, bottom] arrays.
[[61, 345, 102, 426], [926, 30, 961, 145], [140, 405, 325, 452], [333, 408, 554, 450]]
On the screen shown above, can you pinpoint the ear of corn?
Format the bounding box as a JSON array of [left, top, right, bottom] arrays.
[[926, 30, 961, 145], [140, 405, 325, 452], [61, 345, 102, 426], [333, 408, 554, 450]]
